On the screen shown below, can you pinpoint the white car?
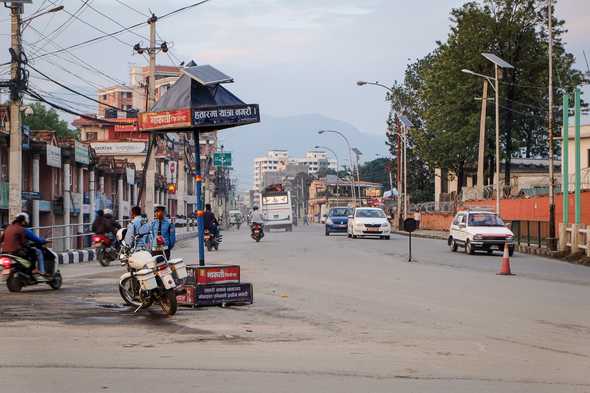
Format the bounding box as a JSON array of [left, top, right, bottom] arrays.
[[448, 210, 514, 255], [347, 207, 391, 240]]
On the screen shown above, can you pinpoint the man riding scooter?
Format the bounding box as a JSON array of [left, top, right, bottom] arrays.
[[250, 206, 265, 241], [0, 213, 48, 275]]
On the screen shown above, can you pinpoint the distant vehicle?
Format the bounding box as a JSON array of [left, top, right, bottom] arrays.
[[260, 184, 293, 232], [448, 210, 514, 256], [229, 210, 243, 230], [251, 223, 264, 242], [347, 207, 391, 240], [325, 207, 353, 236]]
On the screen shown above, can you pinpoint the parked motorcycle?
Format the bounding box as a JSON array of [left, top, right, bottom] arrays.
[[92, 233, 119, 267], [204, 229, 221, 251], [251, 223, 264, 242], [117, 232, 187, 316], [0, 244, 62, 292]]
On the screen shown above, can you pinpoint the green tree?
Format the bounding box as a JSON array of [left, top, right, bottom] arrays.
[[389, 0, 585, 192], [23, 102, 76, 138]]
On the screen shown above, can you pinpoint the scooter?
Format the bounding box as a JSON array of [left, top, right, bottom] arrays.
[[0, 243, 62, 292], [92, 233, 119, 267], [117, 231, 187, 316], [251, 223, 264, 242], [204, 229, 221, 251]]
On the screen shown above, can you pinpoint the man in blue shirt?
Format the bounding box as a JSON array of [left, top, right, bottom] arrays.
[[149, 205, 176, 259], [123, 206, 149, 249]]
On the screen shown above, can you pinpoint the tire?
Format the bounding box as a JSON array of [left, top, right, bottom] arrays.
[[119, 276, 142, 307], [450, 238, 458, 252], [48, 272, 62, 290], [486, 249, 493, 255], [6, 273, 23, 292], [255, 237, 260, 243], [287, 225, 293, 232], [509, 247, 514, 257], [384, 236, 391, 240], [465, 240, 475, 255], [206, 242, 212, 252], [347, 232, 352, 238], [325, 228, 330, 236], [97, 248, 110, 267], [214, 242, 219, 251], [160, 290, 177, 316]]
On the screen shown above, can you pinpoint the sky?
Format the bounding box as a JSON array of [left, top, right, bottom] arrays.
[[1, 0, 589, 136]]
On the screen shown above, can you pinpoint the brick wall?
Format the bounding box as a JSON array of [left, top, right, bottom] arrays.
[[420, 212, 454, 231]]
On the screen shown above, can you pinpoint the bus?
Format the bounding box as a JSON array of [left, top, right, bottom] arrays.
[[260, 185, 293, 232]]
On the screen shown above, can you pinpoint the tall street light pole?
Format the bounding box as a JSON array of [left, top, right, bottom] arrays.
[[315, 145, 340, 205], [547, 0, 557, 250], [462, 53, 513, 215], [318, 130, 356, 207]]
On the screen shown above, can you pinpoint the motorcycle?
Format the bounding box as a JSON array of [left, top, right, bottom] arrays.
[[117, 232, 187, 316], [204, 228, 221, 251], [251, 223, 264, 242], [0, 243, 62, 292], [92, 233, 119, 267]]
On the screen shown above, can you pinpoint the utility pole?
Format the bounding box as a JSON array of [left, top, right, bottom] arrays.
[[494, 64, 501, 215], [477, 80, 489, 199], [396, 116, 402, 228], [547, 0, 557, 250], [137, 13, 159, 216], [8, 2, 23, 220]]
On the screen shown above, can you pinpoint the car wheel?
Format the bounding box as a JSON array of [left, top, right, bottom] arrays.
[[383, 236, 390, 240], [449, 237, 458, 252], [465, 240, 475, 255]]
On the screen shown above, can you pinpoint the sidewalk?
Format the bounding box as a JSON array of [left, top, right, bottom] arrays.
[[392, 229, 447, 240]]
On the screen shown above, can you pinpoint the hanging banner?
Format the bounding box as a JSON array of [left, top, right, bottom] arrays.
[[126, 167, 135, 185], [91, 142, 147, 155], [46, 144, 62, 168], [138, 108, 192, 131], [74, 141, 90, 165], [192, 104, 260, 128]]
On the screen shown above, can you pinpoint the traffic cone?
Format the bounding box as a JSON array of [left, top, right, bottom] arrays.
[[497, 242, 514, 276]]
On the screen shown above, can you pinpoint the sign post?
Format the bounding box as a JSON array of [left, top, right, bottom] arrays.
[[403, 218, 418, 262]]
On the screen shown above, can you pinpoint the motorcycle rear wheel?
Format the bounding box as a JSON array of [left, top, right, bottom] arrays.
[[160, 290, 177, 316], [97, 248, 111, 267], [6, 273, 23, 292]]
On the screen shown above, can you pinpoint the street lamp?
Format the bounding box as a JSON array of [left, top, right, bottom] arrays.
[[318, 130, 357, 206], [22, 5, 64, 31], [462, 53, 513, 215], [314, 145, 340, 205]]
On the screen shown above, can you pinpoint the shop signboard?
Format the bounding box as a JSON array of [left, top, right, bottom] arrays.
[[91, 142, 147, 155], [113, 118, 138, 132], [46, 144, 62, 168], [192, 104, 260, 128], [138, 108, 192, 131], [195, 283, 253, 307], [74, 141, 90, 165]]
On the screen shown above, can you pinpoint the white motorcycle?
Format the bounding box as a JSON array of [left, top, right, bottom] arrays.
[[116, 229, 187, 316]]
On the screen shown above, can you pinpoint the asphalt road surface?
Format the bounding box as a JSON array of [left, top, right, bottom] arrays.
[[1, 225, 589, 392]]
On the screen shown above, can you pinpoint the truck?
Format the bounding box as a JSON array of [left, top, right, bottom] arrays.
[[260, 184, 293, 232]]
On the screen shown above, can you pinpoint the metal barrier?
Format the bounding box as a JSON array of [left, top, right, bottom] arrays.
[[31, 217, 198, 253], [510, 220, 550, 248]]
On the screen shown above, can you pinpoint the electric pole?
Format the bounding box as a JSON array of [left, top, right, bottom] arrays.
[[8, 2, 23, 220], [477, 80, 489, 199], [547, 0, 557, 250]]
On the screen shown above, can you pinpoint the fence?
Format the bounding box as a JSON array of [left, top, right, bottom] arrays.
[[32, 217, 198, 253], [510, 220, 550, 248], [559, 223, 590, 256]]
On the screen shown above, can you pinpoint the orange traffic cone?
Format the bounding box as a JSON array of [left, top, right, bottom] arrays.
[[497, 242, 514, 276]]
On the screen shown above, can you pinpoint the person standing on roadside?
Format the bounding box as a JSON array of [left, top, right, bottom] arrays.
[[149, 205, 176, 259], [123, 206, 149, 249]]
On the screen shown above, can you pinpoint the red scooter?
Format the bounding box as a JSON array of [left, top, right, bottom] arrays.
[[251, 223, 264, 242], [92, 234, 119, 266]]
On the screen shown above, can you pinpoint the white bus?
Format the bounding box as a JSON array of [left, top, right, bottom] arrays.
[[260, 190, 293, 232]]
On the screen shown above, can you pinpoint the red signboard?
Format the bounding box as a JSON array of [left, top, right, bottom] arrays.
[[138, 108, 192, 131], [185, 265, 241, 285], [113, 118, 139, 132]]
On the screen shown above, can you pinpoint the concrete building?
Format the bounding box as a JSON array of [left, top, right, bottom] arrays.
[[563, 124, 590, 191], [253, 149, 337, 191], [97, 85, 134, 118]]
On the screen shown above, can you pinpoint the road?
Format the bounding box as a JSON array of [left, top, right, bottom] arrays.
[[1, 225, 589, 392]]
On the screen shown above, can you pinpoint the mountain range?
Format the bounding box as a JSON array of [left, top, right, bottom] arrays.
[[219, 113, 389, 191]]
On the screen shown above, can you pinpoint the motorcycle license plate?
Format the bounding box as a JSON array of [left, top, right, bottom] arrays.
[[160, 273, 176, 289]]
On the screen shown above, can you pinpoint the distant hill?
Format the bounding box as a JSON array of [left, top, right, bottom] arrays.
[[219, 113, 389, 190]]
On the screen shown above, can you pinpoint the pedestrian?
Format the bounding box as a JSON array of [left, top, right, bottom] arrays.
[[123, 206, 149, 249], [149, 205, 176, 260], [414, 209, 421, 229]]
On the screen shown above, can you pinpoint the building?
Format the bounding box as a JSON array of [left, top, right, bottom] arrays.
[[97, 85, 134, 118], [130, 65, 183, 112], [252, 149, 337, 191], [563, 124, 590, 191]]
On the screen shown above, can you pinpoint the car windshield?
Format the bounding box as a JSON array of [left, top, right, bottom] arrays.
[[468, 213, 505, 227], [330, 208, 353, 217], [356, 209, 386, 218]]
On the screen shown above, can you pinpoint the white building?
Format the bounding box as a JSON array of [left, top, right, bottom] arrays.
[[253, 149, 337, 191]]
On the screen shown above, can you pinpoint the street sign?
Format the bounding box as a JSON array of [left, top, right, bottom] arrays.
[[403, 218, 418, 262], [213, 152, 232, 167]]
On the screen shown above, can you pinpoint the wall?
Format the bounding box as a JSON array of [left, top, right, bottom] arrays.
[[420, 213, 454, 232]]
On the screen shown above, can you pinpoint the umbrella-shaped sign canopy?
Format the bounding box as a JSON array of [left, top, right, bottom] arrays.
[[138, 64, 260, 133]]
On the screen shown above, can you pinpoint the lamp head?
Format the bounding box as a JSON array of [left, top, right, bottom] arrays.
[[318, 130, 326, 135], [356, 81, 367, 86]]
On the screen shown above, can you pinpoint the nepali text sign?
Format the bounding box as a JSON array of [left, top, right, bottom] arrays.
[[91, 142, 147, 155], [46, 144, 61, 168], [74, 141, 90, 165], [138, 108, 191, 131], [192, 104, 260, 128], [113, 118, 139, 132], [213, 152, 232, 167]]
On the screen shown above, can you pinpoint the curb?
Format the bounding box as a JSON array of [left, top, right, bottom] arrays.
[[56, 231, 198, 264], [392, 230, 447, 241]]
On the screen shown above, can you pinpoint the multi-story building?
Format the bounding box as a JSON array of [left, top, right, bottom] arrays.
[[130, 65, 183, 112], [252, 149, 337, 191], [97, 85, 134, 118]]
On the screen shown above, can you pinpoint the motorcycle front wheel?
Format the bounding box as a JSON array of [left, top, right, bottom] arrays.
[[119, 276, 142, 307], [160, 290, 177, 316], [6, 273, 23, 292], [48, 271, 62, 290]]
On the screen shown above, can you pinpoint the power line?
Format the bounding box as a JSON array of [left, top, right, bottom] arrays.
[[28, 63, 133, 113], [159, 0, 213, 20], [30, 0, 92, 50], [114, 0, 148, 17], [84, 1, 149, 42]]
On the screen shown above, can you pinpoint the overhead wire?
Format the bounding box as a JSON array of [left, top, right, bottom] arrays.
[[84, 1, 149, 42], [30, 0, 92, 50], [114, 0, 148, 17]]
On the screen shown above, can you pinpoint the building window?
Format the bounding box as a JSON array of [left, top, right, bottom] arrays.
[[86, 132, 98, 141]]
